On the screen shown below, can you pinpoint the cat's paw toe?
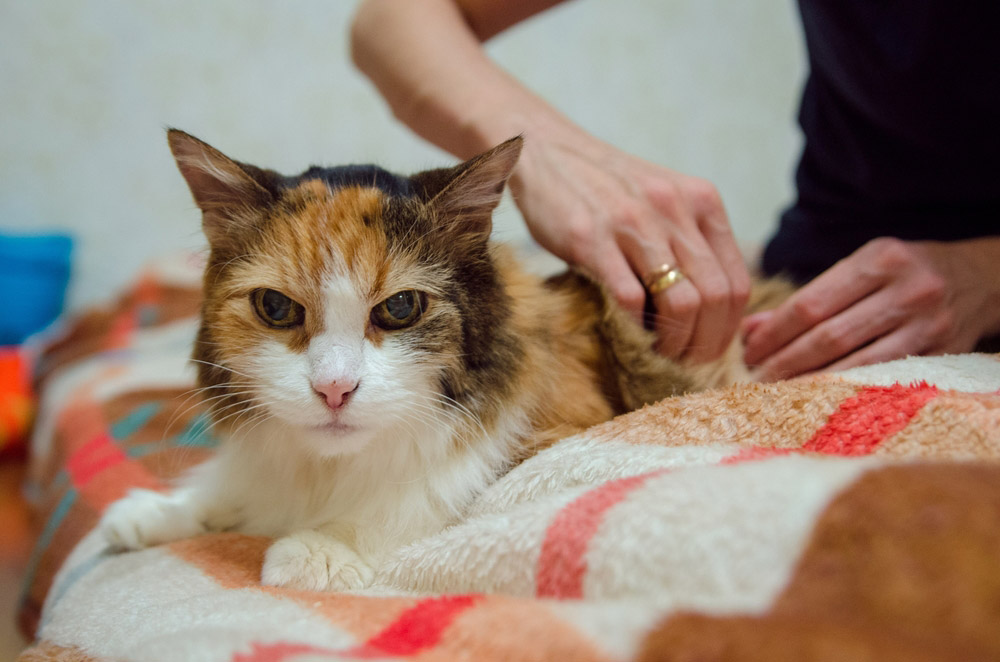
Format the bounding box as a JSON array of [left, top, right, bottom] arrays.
[[262, 531, 374, 591], [99, 489, 206, 550]]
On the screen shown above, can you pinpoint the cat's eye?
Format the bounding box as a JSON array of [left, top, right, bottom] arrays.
[[251, 289, 305, 328], [371, 290, 426, 330]]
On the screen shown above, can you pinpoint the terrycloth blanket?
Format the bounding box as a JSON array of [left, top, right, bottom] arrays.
[[16, 256, 1000, 661]]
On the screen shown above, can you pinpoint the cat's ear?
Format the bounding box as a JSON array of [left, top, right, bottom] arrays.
[[414, 136, 523, 244], [167, 129, 276, 250]]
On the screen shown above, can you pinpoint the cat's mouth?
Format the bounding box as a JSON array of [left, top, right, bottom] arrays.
[[311, 420, 358, 435]]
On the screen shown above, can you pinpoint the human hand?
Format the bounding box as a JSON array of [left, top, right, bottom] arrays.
[[352, 0, 750, 360], [742, 237, 1000, 380], [510, 126, 750, 362]]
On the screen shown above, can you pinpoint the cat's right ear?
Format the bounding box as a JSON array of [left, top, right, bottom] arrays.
[[167, 129, 275, 250], [412, 136, 523, 248]]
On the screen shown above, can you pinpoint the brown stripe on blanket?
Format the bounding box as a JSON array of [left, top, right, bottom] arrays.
[[590, 379, 861, 450], [635, 463, 1000, 661]]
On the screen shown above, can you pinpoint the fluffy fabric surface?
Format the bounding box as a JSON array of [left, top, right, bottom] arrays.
[[16, 256, 1000, 661]]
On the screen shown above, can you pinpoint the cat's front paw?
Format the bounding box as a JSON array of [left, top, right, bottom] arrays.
[[100, 488, 207, 550], [262, 530, 374, 591]]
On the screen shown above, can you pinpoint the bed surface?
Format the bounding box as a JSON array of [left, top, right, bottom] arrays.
[[15, 255, 1000, 661]]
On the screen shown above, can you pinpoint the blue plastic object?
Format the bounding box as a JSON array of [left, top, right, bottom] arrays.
[[0, 233, 74, 345]]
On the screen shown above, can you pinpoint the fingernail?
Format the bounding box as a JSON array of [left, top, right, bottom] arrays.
[[743, 338, 764, 367], [755, 365, 776, 383], [741, 311, 770, 334]]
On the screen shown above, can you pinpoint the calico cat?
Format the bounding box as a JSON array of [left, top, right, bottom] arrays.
[[99, 130, 755, 591]]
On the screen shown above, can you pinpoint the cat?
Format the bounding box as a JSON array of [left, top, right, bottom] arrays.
[[99, 129, 766, 591]]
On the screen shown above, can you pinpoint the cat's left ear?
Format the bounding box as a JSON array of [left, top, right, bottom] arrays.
[[415, 136, 523, 243]]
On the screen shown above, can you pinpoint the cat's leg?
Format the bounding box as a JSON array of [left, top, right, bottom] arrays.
[[100, 487, 216, 549], [99, 457, 240, 550], [261, 530, 375, 591]]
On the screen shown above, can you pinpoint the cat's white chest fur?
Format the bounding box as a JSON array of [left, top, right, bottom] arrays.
[[100, 408, 523, 591]]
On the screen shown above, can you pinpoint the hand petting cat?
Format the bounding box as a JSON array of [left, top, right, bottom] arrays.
[[743, 236, 1000, 380], [351, 0, 750, 364], [506, 125, 751, 364], [351, 0, 1000, 377]]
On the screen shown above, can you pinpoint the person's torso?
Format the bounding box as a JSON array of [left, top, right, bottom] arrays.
[[763, 0, 1000, 282]]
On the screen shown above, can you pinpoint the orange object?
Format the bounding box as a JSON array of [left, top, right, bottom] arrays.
[[0, 347, 33, 458]]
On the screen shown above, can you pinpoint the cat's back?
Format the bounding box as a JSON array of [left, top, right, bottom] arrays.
[[490, 251, 696, 454]]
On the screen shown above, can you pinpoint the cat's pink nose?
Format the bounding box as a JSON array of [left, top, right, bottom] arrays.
[[313, 379, 359, 410]]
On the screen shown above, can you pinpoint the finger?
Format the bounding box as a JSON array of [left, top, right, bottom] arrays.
[[820, 325, 935, 374], [755, 290, 908, 381], [669, 230, 738, 363], [694, 191, 751, 357], [651, 279, 699, 359], [616, 229, 697, 359], [743, 254, 887, 366], [741, 311, 769, 338], [591, 245, 648, 324]]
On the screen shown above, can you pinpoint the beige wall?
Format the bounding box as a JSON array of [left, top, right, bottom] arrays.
[[0, 1, 805, 309]]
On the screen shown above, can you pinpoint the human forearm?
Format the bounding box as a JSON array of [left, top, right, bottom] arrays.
[[350, 0, 572, 159]]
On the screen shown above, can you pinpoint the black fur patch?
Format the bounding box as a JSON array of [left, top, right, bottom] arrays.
[[289, 165, 414, 198]]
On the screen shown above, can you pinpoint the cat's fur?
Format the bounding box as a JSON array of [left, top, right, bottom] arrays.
[[100, 130, 769, 591]]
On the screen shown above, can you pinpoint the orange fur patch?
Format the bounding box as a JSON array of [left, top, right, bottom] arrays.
[[209, 183, 389, 355]]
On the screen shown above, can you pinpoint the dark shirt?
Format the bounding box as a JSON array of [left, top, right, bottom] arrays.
[[762, 0, 1000, 283]]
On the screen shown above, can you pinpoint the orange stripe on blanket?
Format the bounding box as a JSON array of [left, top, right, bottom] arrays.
[[169, 535, 421, 642], [536, 469, 668, 599], [429, 595, 609, 662], [57, 401, 107, 456], [81, 459, 164, 512], [231, 642, 339, 662], [725, 382, 938, 463]]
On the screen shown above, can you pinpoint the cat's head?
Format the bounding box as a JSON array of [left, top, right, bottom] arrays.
[[168, 129, 523, 457]]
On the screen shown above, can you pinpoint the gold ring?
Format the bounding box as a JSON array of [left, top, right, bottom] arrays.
[[644, 263, 686, 295]]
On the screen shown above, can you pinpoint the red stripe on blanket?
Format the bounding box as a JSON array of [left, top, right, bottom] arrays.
[[230, 595, 482, 661], [725, 382, 938, 464], [345, 594, 482, 658], [804, 381, 938, 455], [66, 433, 126, 487], [536, 470, 668, 599], [105, 309, 138, 351]]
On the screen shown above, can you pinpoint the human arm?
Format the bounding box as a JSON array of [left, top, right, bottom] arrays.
[[350, 0, 750, 361], [742, 236, 1000, 380]]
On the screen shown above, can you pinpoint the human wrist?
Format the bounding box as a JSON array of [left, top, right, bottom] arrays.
[[460, 81, 580, 154], [968, 236, 1000, 337], [936, 236, 1000, 339]]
